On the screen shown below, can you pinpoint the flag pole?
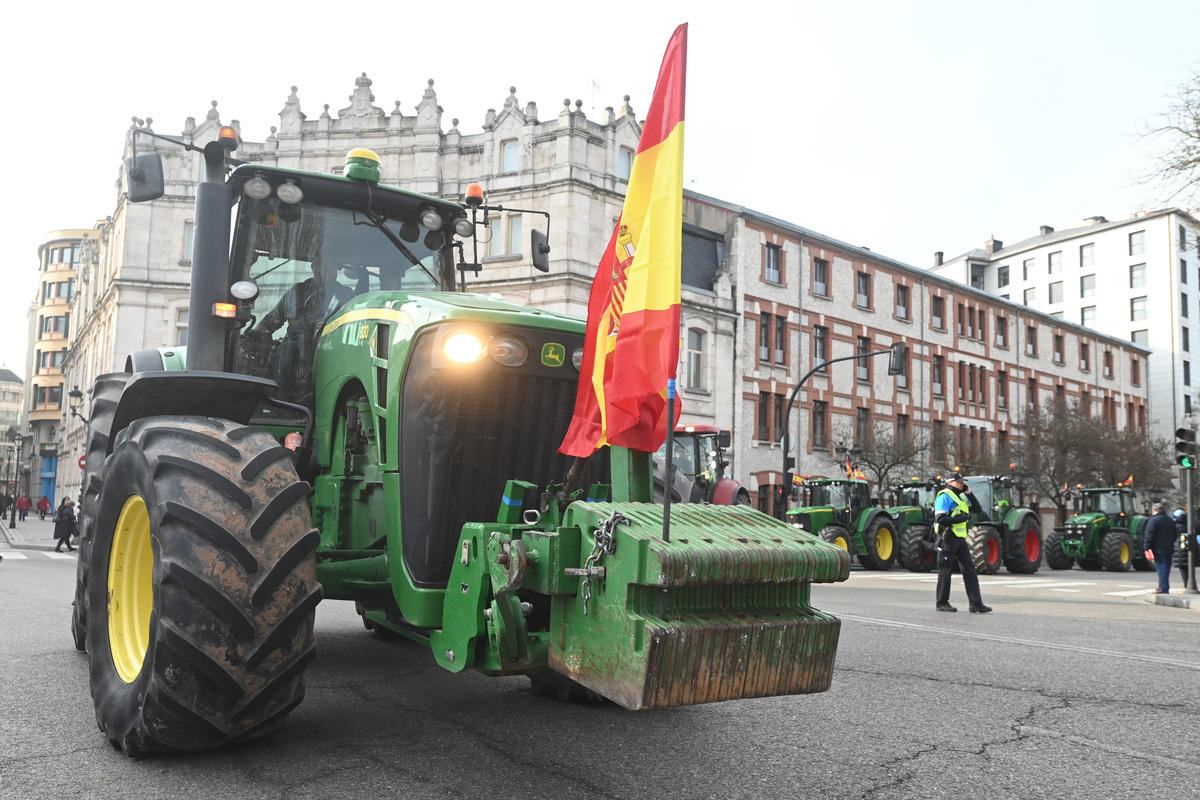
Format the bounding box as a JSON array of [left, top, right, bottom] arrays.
[[662, 379, 675, 542]]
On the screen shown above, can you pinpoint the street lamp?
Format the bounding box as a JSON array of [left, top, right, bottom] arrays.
[[68, 386, 89, 424]]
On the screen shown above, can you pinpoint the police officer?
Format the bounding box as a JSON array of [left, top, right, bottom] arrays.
[[934, 473, 992, 613]]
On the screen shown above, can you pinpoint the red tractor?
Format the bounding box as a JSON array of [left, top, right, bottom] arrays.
[[653, 425, 751, 505]]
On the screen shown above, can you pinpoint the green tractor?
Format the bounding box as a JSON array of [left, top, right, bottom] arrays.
[[1045, 487, 1153, 571], [890, 478, 944, 572], [961, 475, 1042, 574], [69, 132, 850, 757], [786, 477, 898, 570]]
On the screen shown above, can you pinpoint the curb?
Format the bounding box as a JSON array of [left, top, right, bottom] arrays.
[[1141, 591, 1200, 611]]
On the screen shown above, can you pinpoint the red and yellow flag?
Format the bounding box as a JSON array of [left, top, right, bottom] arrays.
[[560, 24, 687, 457]]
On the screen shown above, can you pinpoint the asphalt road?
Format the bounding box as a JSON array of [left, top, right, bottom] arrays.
[[1, 543, 1197, 800]]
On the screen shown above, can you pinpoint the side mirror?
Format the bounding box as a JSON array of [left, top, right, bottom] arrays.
[[530, 229, 550, 273], [717, 429, 732, 448], [125, 152, 165, 203]]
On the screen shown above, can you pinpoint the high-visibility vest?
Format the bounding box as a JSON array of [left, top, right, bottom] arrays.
[[937, 489, 971, 538]]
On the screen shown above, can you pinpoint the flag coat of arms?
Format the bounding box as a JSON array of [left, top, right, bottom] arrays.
[[560, 23, 688, 457]]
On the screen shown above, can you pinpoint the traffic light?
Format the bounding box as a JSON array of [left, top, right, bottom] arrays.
[[1176, 427, 1197, 469]]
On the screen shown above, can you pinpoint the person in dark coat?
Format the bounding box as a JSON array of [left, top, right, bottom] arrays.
[[1143, 503, 1176, 594], [53, 499, 76, 552]]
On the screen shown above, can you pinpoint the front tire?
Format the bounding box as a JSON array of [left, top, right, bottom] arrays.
[[968, 525, 1002, 575], [819, 525, 853, 558], [1044, 529, 1074, 570], [858, 517, 897, 571], [86, 416, 321, 756], [1101, 529, 1134, 572], [899, 524, 935, 572]]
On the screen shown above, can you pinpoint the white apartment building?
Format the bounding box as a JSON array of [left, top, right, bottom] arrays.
[[931, 209, 1200, 444]]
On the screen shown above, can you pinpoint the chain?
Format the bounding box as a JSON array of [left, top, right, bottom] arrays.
[[579, 511, 630, 616]]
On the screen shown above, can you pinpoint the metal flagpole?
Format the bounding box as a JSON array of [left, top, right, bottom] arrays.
[[662, 379, 675, 542]]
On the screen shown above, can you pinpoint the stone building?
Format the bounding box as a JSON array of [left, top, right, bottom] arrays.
[[0, 368, 23, 498], [930, 209, 1200, 445]]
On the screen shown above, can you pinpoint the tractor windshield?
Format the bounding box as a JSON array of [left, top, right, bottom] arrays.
[[232, 197, 452, 407], [1082, 491, 1122, 515], [809, 483, 851, 508]]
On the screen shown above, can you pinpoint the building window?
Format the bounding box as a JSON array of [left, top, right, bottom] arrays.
[[997, 265, 1010, 288], [1103, 350, 1113, 378], [931, 296, 945, 330], [765, 244, 782, 284], [812, 401, 828, 449], [1181, 224, 1188, 250], [1048, 251, 1062, 274], [897, 414, 910, 447], [507, 215, 523, 254], [1186, 361, 1192, 387], [958, 361, 966, 401], [1131, 329, 1149, 347], [977, 312, 986, 342], [1129, 230, 1145, 255], [855, 407, 870, 447], [856, 337, 870, 382], [759, 312, 771, 362], [1131, 296, 1147, 321], [1024, 287, 1036, 306], [1053, 334, 1064, 364], [1080, 342, 1090, 371], [1187, 396, 1194, 415], [1080, 243, 1094, 267], [997, 370, 1008, 408], [1049, 281, 1063, 304], [856, 271, 871, 309], [813, 325, 828, 370], [995, 315, 1008, 347], [184, 221, 195, 262], [1080, 274, 1095, 298], [932, 355, 945, 396], [1025, 325, 1037, 356], [1028, 377, 1038, 408], [774, 314, 787, 364], [1185, 326, 1191, 353], [957, 304, 965, 335], [758, 391, 770, 440], [500, 139, 520, 173], [933, 420, 946, 462], [895, 346, 909, 390], [1081, 305, 1096, 328], [813, 258, 829, 297], [686, 328, 705, 389], [1132, 357, 1141, 385], [1183, 258, 1189, 285], [773, 393, 785, 442], [1183, 292, 1190, 319], [1130, 263, 1146, 288], [1081, 391, 1091, 417], [1023, 258, 1034, 281], [895, 284, 910, 320], [175, 308, 189, 347], [618, 147, 633, 181]]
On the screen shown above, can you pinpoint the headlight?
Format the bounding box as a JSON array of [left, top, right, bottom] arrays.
[[489, 334, 530, 367], [243, 177, 272, 200], [276, 180, 304, 204], [443, 331, 486, 363], [571, 346, 585, 371]]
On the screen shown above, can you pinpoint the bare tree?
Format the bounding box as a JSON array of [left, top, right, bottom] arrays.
[[836, 420, 931, 496], [1141, 62, 1200, 215], [1010, 401, 1094, 524], [1091, 425, 1175, 495]]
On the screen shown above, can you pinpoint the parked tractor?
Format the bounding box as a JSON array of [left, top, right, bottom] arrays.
[[1045, 487, 1152, 571], [652, 425, 751, 505], [889, 478, 944, 572], [961, 475, 1042, 574], [787, 477, 898, 570], [69, 130, 850, 757]]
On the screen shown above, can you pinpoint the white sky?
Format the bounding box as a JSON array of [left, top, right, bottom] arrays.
[[1, 0, 1197, 379]]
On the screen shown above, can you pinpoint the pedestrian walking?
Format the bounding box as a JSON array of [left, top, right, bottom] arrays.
[[934, 473, 992, 613], [1143, 503, 1175, 594], [15, 493, 30, 521], [53, 499, 77, 553], [37, 495, 51, 521]]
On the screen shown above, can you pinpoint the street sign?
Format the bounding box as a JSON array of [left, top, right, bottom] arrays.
[[78, 455, 86, 471]]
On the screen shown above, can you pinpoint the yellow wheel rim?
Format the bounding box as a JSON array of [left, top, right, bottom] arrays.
[[877, 528, 894, 560], [1120, 542, 1129, 563], [834, 535, 849, 550], [108, 495, 153, 683]]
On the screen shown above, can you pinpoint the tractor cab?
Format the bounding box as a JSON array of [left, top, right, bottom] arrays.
[[963, 475, 1014, 523], [1079, 488, 1132, 520], [652, 425, 750, 505], [801, 478, 871, 527]]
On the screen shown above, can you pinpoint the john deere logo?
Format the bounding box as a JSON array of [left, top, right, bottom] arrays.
[[541, 343, 566, 367]]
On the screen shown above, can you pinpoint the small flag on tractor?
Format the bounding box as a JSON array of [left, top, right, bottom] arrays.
[[560, 24, 688, 457]]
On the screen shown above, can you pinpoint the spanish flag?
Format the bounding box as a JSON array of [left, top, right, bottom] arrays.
[[560, 24, 687, 457]]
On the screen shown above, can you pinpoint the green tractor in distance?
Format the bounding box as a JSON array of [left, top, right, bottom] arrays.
[[1046, 487, 1153, 571], [889, 478, 944, 572], [70, 131, 850, 757], [961, 474, 1042, 574], [787, 477, 898, 570]]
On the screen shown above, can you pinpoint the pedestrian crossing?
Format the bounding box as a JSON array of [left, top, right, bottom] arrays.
[[846, 570, 1159, 598], [0, 550, 76, 562]]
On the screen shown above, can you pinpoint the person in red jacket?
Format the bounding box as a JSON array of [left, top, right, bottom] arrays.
[[37, 495, 51, 520], [15, 494, 30, 522]]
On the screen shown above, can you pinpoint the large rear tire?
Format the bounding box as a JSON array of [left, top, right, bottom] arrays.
[[899, 524, 936, 572], [1002, 517, 1042, 574], [86, 416, 321, 756], [858, 517, 898, 571], [1101, 529, 1134, 572], [1044, 529, 1074, 570], [72, 373, 131, 652], [967, 525, 1002, 575]]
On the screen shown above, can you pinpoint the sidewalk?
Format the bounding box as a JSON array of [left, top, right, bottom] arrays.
[[0, 513, 61, 551], [1142, 587, 1200, 611]]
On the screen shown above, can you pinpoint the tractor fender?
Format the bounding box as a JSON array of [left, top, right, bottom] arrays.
[[858, 507, 892, 537], [1003, 507, 1038, 535], [710, 477, 746, 505], [105, 371, 280, 459]]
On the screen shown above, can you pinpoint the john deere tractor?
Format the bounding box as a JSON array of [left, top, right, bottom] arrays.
[[890, 478, 944, 572], [961, 475, 1042, 574], [69, 128, 850, 757], [787, 477, 898, 570], [1045, 487, 1152, 571]]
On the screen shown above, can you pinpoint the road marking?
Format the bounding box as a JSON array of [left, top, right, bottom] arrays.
[[1104, 589, 1155, 597], [0, 552, 28, 560], [980, 579, 1098, 588], [880, 575, 941, 581], [838, 613, 1200, 670], [45, 552, 76, 560], [1049, 588, 1081, 592]]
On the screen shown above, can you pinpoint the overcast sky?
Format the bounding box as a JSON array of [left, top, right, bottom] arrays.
[[1, 0, 1197, 379]]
